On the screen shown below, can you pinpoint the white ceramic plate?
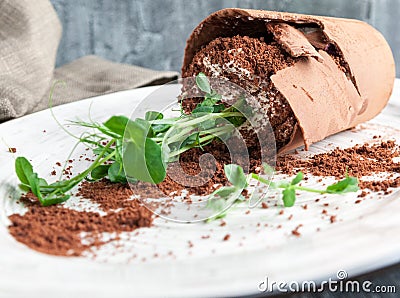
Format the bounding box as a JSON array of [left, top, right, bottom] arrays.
[[0, 80, 400, 298]]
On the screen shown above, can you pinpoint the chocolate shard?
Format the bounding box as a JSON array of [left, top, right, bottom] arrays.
[[266, 22, 324, 62], [300, 28, 329, 50], [272, 51, 362, 150]]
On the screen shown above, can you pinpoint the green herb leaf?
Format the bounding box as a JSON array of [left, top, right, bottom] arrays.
[[123, 120, 166, 183], [15, 157, 34, 187], [209, 92, 222, 101], [41, 194, 71, 207], [212, 104, 225, 113], [327, 176, 359, 194], [91, 165, 110, 180], [145, 111, 163, 121], [103, 115, 130, 136], [282, 187, 296, 207], [224, 164, 248, 188], [209, 186, 237, 199], [135, 118, 154, 138], [225, 115, 246, 127], [195, 72, 211, 94], [93, 146, 114, 157], [206, 186, 238, 215], [152, 123, 171, 134], [108, 162, 127, 183], [181, 132, 199, 148], [262, 163, 275, 176], [26, 172, 44, 201], [200, 97, 219, 107], [144, 138, 166, 183], [291, 172, 304, 185], [192, 106, 214, 114]]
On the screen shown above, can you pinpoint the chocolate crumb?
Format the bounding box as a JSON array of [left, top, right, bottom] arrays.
[[291, 224, 303, 237], [358, 191, 368, 198], [223, 234, 231, 241]]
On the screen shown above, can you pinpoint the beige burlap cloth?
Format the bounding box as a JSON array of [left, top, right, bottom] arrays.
[[0, 0, 178, 122]]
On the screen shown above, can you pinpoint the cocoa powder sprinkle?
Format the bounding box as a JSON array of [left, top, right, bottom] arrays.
[[8, 180, 153, 257], [277, 141, 400, 192]]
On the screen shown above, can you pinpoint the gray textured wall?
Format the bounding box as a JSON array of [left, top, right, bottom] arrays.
[[50, 0, 399, 76]]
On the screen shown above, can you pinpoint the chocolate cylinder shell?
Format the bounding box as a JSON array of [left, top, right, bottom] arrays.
[[182, 8, 395, 152]]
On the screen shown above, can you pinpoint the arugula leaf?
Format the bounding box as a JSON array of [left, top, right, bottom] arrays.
[[195, 72, 211, 94]]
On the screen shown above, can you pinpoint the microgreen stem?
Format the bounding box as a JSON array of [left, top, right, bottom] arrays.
[[251, 173, 272, 185], [41, 139, 116, 191], [48, 81, 81, 140], [293, 186, 329, 194], [174, 112, 242, 128], [167, 126, 233, 158]]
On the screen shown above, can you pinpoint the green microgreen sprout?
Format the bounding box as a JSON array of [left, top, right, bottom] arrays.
[[14, 73, 246, 206], [206, 163, 359, 220]]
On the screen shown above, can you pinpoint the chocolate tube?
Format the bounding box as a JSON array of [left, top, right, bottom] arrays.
[[181, 9, 395, 152]]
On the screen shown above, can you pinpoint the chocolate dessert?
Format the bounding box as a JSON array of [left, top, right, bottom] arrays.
[[181, 9, 395, 152], [182, 35, 297, 149]]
